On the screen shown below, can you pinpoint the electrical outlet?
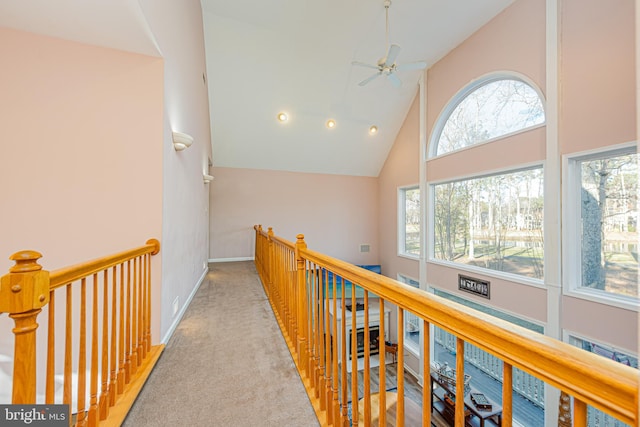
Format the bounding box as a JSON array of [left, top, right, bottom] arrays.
[[203, 261, 207, 270], [360, 244, 371, 253], [172, 296, 179, 317]]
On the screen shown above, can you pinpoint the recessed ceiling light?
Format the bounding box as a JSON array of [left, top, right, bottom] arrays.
[[277, 112, 288, 122], [326, 119, 336, 129], [369, 125, 378, 135]]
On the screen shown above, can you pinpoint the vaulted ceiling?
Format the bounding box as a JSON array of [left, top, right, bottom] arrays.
[[1, 0, 514, 176]]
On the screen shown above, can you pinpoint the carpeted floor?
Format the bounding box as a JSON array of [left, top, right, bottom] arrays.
[[123, 261, 319, 427]]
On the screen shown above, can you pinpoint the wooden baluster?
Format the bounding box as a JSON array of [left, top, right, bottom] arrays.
[[77, 278, 87, 427], [88, 274, 99, 426], [100, 269, 110, 419], [502, 362, 513, 427], [363, 291, 371, 427], [119, 262, 126, 391], [312, 265, 319, 391], [322, 270, 337, 416], [0, 250, 50, 404], [317, 270, 325, 406], [340, 278, 348, 425], [139, 257, 146, 361], [146, 252, 152, 353], [574, 398, 587, 427], [137, 256, 143, 366], [46, 289, 55, 403], [64, 285, 73, 409], [397, 308, 404, 427], [455, 338, 465, 427], [423, 319, 431, 427], [350, 277, 358, 426], [130, 258, 138, 375], [378, 298, 386, 427], [109, 266, 117, 406], [295, 235, 308, 376], [331, 273, 340, 425], [267, 227, 275, 309], [124, 260, 132, 384]]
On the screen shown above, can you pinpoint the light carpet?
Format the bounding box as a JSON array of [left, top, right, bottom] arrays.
[[123, 261, 319, 427]]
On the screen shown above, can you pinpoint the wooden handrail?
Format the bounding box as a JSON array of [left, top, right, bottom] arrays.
[[299, 245, 638, 424], [255, 226, 639, 427], [1, 239, 164, 427], [50, 239, 160, 290]]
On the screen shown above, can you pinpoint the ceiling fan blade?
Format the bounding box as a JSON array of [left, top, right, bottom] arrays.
[[384, 44, 401, 67], [352, 61, 380, 71], [359, 72, 382, 86], [387, 72, 402, 88], [396, 61, 427, 71]]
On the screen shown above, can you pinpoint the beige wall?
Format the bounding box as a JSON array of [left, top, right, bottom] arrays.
[[0, 28, 163, 273], [558, 0, 636, 349], [0, 27, 164, 396], [425, 0, 548, 324], [209, 167, 379, 265]]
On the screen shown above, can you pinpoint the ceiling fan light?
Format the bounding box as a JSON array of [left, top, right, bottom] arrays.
[[369, 125, 378, 135], [277, 112, 288, 122], [326, 119, 336, 129]]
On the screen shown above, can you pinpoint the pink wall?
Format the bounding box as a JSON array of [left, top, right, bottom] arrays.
[[378, 94, 421, 284], [0, 27, 163, 272], [558, 0, 637, 347], [0, 27, 164, 392], [560, 0, 636, 154], [424, 0, 548, 322], [426, 0, 545, 136], [209, 167, 379, 265]]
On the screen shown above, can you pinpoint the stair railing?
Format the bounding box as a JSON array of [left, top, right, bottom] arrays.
[[0, 239, 162, 427], [254, 225, 638, 427]]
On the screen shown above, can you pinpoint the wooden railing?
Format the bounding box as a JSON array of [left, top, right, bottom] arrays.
[[254, 225, 639, 427], [0, 239, 163, 426]]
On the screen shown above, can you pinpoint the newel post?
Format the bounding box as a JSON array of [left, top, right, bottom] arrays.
[[294, 234, 308, 375], [267, 227, 275, 300], [0, 251, 50, 403]]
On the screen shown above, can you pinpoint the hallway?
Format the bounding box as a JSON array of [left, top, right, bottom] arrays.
[[123, 261, 319, 427]]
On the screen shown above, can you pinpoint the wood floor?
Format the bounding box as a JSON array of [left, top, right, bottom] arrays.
[[337, 361, 449, 426]]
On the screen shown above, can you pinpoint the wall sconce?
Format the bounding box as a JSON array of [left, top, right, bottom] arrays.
[[172, 132, 193, 151], [203, 174, 214, 184]]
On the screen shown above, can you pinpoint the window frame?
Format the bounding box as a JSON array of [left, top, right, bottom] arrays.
[[397, 273, 421, 356], [398, 184, 421, 260], [427, 163, 546, 287], [562, 141, 638, 311], [429, 73, 547, 160]]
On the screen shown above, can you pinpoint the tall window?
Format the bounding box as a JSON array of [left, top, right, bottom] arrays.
[[567, 146, 638, 299], [399, 185, 420, 257], [430, 77, 546, 280], [398, 274, 420, 354], [436, 79, 545, 156], [433, 167, 544, 279]]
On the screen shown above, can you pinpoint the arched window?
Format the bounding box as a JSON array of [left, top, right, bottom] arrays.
[[427, 76, 546, 280], [435, 78, 545, 156]]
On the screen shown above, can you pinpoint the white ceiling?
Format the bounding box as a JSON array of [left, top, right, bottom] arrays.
[[201, 0, 514, 176], [0, 0, 514, 177]]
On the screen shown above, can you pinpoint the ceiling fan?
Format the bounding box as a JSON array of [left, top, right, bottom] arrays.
[[352, 0, 427, 88]]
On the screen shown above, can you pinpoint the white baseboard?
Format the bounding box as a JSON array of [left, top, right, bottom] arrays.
[[161, 267, 208, 345], [208, 256, 254, 263]]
